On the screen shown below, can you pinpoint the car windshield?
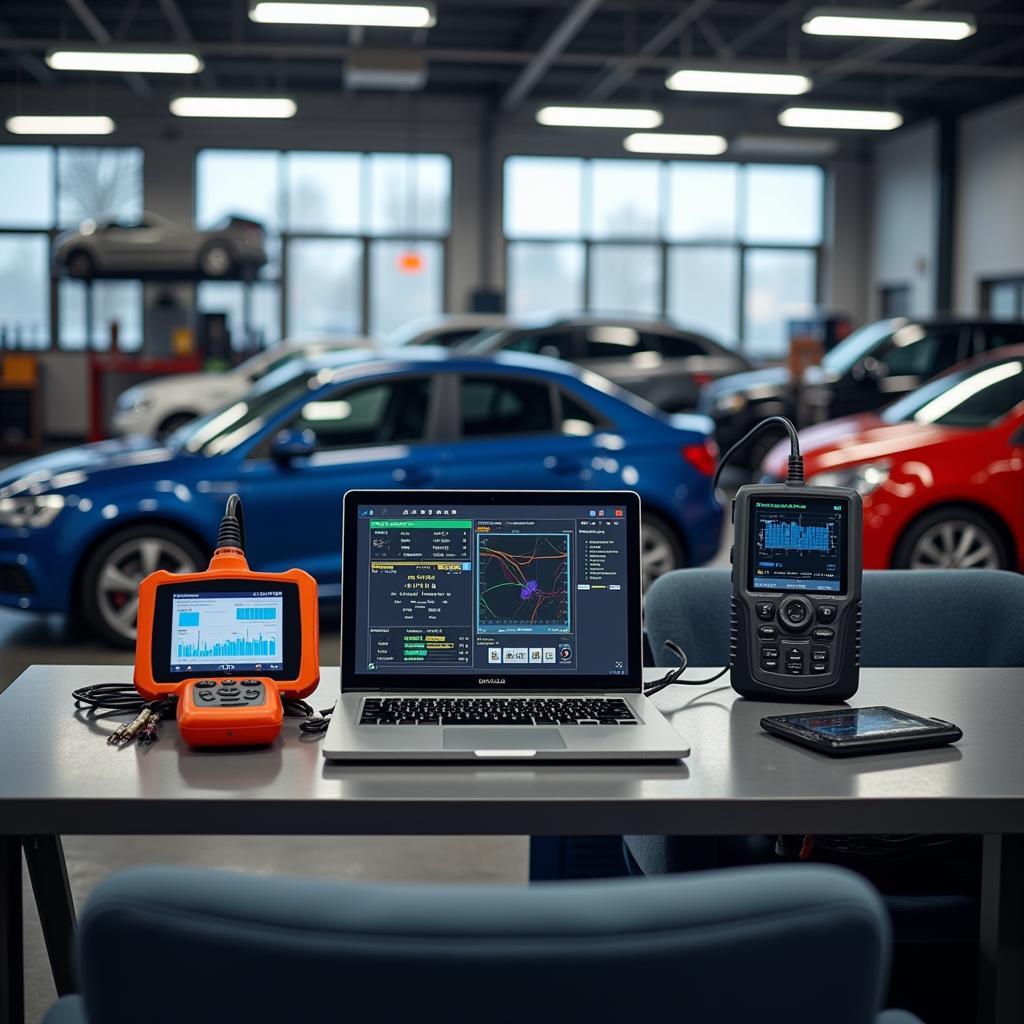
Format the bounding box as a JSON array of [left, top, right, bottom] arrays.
[[881, 357, 1024, 427], [821, 319, 902, 376], [168, 362, 316, 456]]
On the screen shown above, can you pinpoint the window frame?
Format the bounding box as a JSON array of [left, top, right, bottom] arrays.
[[501, 156, 825, 354]]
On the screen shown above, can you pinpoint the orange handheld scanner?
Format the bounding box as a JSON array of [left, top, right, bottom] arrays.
[[134, 496, 318, 748]]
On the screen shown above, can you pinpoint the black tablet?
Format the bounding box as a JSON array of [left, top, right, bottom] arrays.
[[760, 706, 962, 757]]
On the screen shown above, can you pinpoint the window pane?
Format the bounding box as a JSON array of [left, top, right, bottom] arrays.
[[59, 279, 142, 351], [295, 378, 431, 448], [742, 164, 823, 245], [877, 326, 962, 377], [667, 247, 738, 346], [744, 248, 816, 356], [666, 162, 737, 241], [588, 244, 660, 317], [559, 391, 600, 435], [286, 239, 362, 336], [369, 240, 443, 337], [986, 281, 1021, 319], [459, 376, 554, 437], [504, 157, 582, 238], [286, 152, 361, 233], [0, 147, 54, 227], [196, 150, 280, 231], [197, 281, 281, 350], [504, 330, 575, 359], [57, 147, 143, 229], [0, 235, 49, 348], [368, 154, 450, 234], [507, 241, 583, 314], [583, 325, 651, 359], [589, 160, 660, 238]]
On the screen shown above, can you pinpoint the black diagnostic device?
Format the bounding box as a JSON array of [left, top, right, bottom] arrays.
[[760, 706, 962, 757], [723, 417, 863, 702]]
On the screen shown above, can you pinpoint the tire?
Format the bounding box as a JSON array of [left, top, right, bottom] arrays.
[[199, 241, 234, 278], [156, 411, 197, 441], [66, 250, 94, 280], [641, 512, 686, 591], [893, 506, 1011, 571], [79, 524, 205, 648]]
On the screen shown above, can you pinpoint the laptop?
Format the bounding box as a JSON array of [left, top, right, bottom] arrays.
[[322, 489, 689, 761]]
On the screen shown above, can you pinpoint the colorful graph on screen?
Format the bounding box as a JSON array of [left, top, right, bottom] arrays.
[[170, 591, 283, 669]]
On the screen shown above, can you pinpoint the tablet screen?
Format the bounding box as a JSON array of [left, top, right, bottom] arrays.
[[782, 707, 941, 739]]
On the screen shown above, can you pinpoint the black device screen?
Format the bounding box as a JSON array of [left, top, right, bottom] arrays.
[[774, 707, 946, 739], [346, 495, 640, 689], [150, 578, 302, 682], [748, 495, 849, 594]]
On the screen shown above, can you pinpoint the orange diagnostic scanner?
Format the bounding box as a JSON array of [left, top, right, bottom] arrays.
[[134, 495, 318, 748]]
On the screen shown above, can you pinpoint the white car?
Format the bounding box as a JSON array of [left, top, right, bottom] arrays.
[[112, 336, 372, 439]]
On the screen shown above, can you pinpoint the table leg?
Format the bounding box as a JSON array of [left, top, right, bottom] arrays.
[[978, 834, 1024, 1024], [0, 837, 24, 1024], [23, 836, 77, 997]]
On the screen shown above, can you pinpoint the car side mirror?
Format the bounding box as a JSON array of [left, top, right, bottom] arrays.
[[271, 428, 317, 462]]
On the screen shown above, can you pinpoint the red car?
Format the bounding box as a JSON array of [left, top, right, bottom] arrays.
[[763, 347, 1024, 572]]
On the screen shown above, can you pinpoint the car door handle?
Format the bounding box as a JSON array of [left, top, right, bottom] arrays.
[[392, 466, 435, 485]]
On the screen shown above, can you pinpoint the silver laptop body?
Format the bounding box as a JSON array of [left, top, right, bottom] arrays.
[[323, 489, 688, 762]]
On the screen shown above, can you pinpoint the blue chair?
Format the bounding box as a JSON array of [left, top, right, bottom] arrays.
[[630, 568, 1024, 1021], [45, 864, 921, 1024]]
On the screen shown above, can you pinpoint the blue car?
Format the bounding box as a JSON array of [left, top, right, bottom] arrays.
[[0, 349, 721, 646]]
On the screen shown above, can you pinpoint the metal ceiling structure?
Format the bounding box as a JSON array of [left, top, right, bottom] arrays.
[[0, 0, 1022, 125]]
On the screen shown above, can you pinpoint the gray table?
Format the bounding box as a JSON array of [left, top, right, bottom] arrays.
[[2, 664, 1022, 1024]]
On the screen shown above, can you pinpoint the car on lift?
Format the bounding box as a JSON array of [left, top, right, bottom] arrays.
[[461, 315, 751, 412], [761, 347, 1024, 572], [700, 317, 1024, 470], [53, 211, 268, 281], [0, 349, 722, 647], [111, 335, 373, 440]]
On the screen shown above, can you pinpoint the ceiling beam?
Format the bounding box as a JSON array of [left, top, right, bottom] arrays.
[[896, 30, 1024, 98], [0, 19, 55, 85], [500, 0, 605, 111], [587, 0, 718, 101], [63, 0, 151, 97], [155, 0, 218, 88]]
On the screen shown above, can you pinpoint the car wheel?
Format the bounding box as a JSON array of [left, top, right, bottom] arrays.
[[642, 513, 685, 591], [156, 411, 197, 441], [199, 241, 234, 278], [66, 250, 94, 280], [894, 506, 1011, 571], [79, 525, 205, 648]]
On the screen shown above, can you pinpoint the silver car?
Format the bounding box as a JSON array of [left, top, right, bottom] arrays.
[[54, 211, 267, 280]]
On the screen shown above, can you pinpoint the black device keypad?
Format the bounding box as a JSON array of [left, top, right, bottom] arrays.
[[757, 599, 841, 678], [192, 679, 267, 707]]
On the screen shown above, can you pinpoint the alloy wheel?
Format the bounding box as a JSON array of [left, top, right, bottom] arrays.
[[908, 520, 1001, 570]]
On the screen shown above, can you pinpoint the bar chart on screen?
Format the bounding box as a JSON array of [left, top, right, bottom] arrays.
[[171, 591, 284, 669]]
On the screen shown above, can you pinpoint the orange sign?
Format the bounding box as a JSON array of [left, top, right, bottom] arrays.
[[397, 250, 425, 274]]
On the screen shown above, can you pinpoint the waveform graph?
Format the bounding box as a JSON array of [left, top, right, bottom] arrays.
[[477, 532, 570, 634], [758, 514, 837, 556]]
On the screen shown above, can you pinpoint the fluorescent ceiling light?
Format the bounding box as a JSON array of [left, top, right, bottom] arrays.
[[169, 96, 297, 119], [6, 115, 115, 135], [666, 68, 811, 95], [536, 106, 663, 129], [624, 132, 727, 155], [802, 7, 975, 40], [46, 50, 203, 74], [779, 106, 903, 131], [250, 1, 436, 27]]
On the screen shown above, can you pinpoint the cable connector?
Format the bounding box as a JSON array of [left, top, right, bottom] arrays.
[[786, 453, 805, 486], [215, 493, 246, 553]]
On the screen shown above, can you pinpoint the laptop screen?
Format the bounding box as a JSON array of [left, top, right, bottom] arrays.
[[342, 491, 641, 692]]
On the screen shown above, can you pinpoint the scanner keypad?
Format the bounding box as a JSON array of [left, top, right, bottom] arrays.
[[193, 679, 267, 707], [757, 599, 840, 677]]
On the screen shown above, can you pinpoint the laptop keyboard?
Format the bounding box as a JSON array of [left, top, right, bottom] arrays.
[[359, 697, 638, 726]]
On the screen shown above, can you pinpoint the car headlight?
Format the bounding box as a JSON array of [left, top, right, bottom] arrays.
[[809, 461, 891, 496], [0, 494, 65, 529], [714, 392, 748, 414]]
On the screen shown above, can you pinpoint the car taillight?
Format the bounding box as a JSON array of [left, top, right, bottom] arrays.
[[691, 372, 714, 388], [682, 440, 717, 477]]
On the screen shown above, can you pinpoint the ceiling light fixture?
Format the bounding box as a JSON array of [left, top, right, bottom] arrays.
[[666, 68, 811, 95], [536, 106, 663, 129], [6, 115, 115, 135], [802, 7, 975, 40], [623, 132, 727, 155], [779, 106, 903, 131], [169, 96, 297, 118], [249, 1, 436, 27], [46, 50, 204, 74]]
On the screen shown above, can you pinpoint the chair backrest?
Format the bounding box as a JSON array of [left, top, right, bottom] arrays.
[[645, 568, 1024, 668], [73, 864, 892, 1024]]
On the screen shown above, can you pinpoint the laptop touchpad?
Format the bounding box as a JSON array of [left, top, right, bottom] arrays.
[[443, 728, 566, 750]]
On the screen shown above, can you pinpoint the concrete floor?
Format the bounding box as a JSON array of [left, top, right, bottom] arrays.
[[2, 498, 731, 1023]]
